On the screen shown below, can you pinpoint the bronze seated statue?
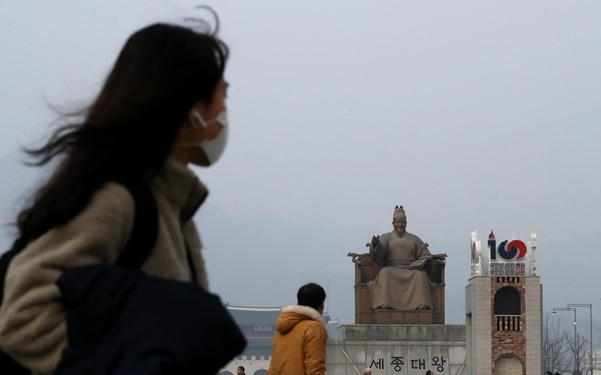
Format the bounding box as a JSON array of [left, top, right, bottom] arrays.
[[348, 205, 447, 324]]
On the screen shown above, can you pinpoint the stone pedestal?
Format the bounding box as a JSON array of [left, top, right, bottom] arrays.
[[326, 324, 466, 375], [355, 303, 445, 325]]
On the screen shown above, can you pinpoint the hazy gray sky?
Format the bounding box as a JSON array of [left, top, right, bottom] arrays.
[[1, 1, 600, 327]]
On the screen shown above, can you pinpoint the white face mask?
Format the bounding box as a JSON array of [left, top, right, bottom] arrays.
[[179, 109, 228, 166]]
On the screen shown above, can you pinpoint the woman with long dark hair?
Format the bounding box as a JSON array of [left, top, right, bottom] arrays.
[[0, 11, 230, 374]]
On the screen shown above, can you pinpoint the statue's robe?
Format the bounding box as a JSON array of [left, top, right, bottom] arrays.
[[367, 231, 435, 310]]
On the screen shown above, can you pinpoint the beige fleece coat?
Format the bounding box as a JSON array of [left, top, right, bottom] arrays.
[[0, 158, 209, 375], [268, 305, 328, 375]]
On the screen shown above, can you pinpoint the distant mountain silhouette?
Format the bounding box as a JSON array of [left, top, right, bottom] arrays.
[[1, 148, 596, 327]]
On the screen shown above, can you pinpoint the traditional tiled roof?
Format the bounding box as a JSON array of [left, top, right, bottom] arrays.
[[225, 304, 281, 326]]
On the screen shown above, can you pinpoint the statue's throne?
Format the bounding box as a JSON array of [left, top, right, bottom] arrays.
[[348, 252, 447, 324]]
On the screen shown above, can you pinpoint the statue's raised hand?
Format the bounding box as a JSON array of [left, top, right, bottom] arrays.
[[371, 235, 380, 249]]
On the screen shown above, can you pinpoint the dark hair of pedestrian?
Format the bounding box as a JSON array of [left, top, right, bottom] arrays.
[[11, 6, 228, 251], [238, 366, 245, 372], [297, 283, 326, 311]]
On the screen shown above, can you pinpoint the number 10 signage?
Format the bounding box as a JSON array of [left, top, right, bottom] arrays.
[[470, 229, 537, 277]]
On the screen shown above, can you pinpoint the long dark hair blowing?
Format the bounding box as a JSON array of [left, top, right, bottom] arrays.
[[13, 20, 228, 251]]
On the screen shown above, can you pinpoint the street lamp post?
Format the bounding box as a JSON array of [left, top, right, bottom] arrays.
[[553, 307, 578, 375], [568, 304, 594, 375]]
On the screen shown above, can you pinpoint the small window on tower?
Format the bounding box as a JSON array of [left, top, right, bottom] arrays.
[[494, 286, 521, 315]]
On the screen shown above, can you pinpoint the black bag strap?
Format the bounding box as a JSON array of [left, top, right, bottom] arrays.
[[115, 181, 159, 268]]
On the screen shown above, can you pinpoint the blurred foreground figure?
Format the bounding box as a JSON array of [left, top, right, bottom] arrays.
[[0, 6, 245, 375], [268, 283, 328, 375]]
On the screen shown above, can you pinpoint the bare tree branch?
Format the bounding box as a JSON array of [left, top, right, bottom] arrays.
[[564, 333, 588, 374], [542, 313, 571, 373]]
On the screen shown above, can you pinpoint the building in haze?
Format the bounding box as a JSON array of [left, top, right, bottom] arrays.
[[219, 304, 338, 375]]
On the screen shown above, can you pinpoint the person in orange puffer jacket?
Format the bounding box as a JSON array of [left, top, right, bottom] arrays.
[[269, 283, 328, 375]]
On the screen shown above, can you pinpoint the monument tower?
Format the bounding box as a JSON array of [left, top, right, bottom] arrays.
[[465, 230, 541, 375], [330, 205, 466, 375]]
